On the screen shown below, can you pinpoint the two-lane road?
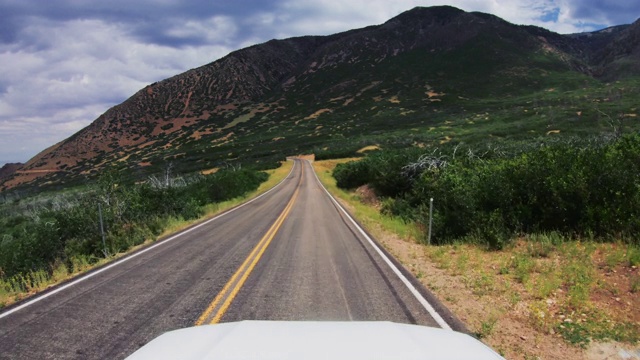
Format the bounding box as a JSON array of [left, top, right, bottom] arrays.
[[0, 159, 462, 359]]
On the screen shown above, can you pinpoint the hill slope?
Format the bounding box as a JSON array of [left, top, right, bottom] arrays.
[[2, 6, 639, 191]]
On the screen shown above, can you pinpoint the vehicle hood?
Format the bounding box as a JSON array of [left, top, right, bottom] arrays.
[[126, 320, 504, 359]]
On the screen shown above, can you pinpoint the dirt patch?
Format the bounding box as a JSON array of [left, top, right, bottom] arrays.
[[426, 90, 445, 98], [212, 132, 234, 147], [292, 154, 315, 162], [354, 185, 380, 209], [137, 140, 157, 149], [304, 109, 333, 120], [15, 169, 58, 174], [191, 128, 215, 140], [200, 168, 218, 175], [356, 145, 380, 153], [587, 342, 640, 359], [388, 96, 401, 104]]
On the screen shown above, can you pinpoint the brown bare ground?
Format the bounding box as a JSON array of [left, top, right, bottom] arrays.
[[200, 167, 219, 175], [342, 201, 639, 360], [304, 108, 333, 120], [356, 145, 380, 153]]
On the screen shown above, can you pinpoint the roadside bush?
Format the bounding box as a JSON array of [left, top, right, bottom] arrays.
[[333, 160, 372, 189], [335, 134, 640, 248], [0, 167, 269, 282], [333, 148, 424, 195]]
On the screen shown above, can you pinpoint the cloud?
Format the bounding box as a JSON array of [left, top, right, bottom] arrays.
[[0, 9, 236, 164], [0, 0, 639, 166], [565, 0, 639, 26]]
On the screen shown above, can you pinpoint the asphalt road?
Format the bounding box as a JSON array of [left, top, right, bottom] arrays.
[[0, 159, 463, 360]]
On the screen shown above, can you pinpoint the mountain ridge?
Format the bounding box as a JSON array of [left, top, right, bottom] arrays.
[[2, 6, 639, 191]]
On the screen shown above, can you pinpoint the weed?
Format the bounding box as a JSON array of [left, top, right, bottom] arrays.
[[604, 244, 626, 269], [70, 255, 95, 273], [533, 265, 561, 299], [529, 300, 552, 333], [631, 275, 640, 293], [498, 259, 511, 275], [556, 307, 640, 347], [561, 258, 595, 308], [472, 270, 496, 296], [51, 261, 69, 283], [513, 253, 535, 284], [556, 321, 591, 348], [627, 245, 640, 267], [527, 232, 562, 258], [508, 291, 521, 306], [454, 251, 470, 275], [567, 283, 590, 308], [476, 317, 498, 339], [25, 269, 49, 292]]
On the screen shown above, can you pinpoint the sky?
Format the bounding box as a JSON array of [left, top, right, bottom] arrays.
[[0, 0, 638, 166]]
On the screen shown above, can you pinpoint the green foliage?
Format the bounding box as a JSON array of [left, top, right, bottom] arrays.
[[335, 134, 640, 248], [333, 160, 372, 189], [475, 317, 497, 339], [0, 168, 268, 281], [333, 148, 424, 196], [556, 310, 640, 348], [627, 245, 640, 267]]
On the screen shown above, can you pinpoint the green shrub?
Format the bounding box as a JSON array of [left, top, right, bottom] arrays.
[[0, 167, 268, 284], [334, 134, 640, 247], [333, 160, 371, 189]]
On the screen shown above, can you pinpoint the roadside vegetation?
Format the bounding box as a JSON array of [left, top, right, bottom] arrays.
[[315, 136, 640, 358], [334, 134, 640, 248], [0, 162, 292, 308]]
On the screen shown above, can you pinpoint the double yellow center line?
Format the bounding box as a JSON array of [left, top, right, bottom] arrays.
[[195, 161, 303, 325]]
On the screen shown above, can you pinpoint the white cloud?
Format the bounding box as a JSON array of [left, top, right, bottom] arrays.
[[0, 16, 234, 164], [0, 0, 638, 166], [165, 15, 238, 44]]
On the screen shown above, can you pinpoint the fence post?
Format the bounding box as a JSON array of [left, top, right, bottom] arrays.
[[98, 203, 108, 257], [428, 198, 434, 245]]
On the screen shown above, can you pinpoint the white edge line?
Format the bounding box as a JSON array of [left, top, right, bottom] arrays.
[[0, 161, 297, 320], [307, 160, 452, 330]]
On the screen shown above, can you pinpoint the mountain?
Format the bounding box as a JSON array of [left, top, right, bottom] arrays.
[[0, 163, 22, 182], [2, 6, 639, 191]]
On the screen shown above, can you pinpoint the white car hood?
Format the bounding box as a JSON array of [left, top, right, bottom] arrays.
[[126, 321, 504, 360]]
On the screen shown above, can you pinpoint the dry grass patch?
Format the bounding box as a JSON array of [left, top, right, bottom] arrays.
[[357, 145, 380, 153]]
